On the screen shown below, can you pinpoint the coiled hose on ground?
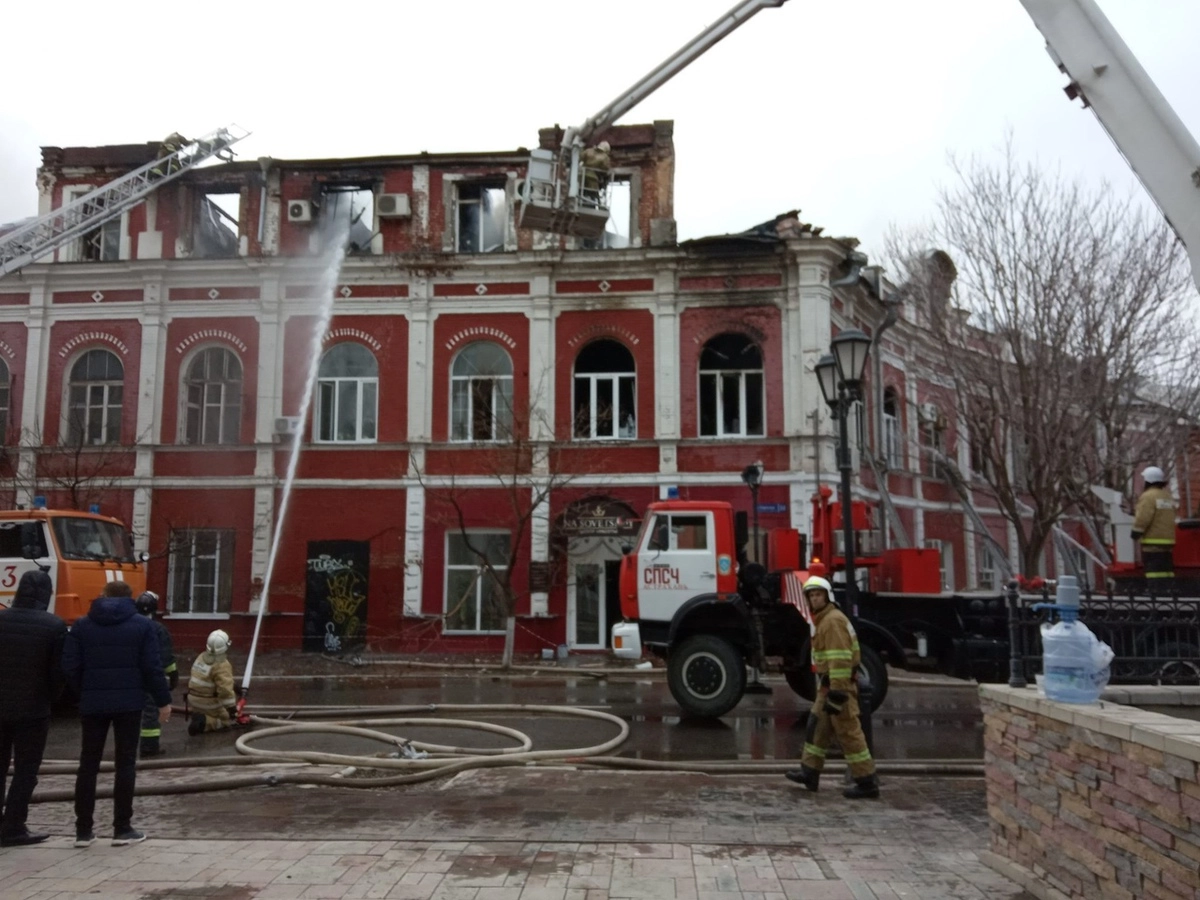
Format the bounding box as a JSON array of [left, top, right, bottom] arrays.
[[28, 702, 984, 803]]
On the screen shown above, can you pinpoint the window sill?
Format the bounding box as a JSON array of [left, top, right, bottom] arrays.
[[164, 613, 231, 621]]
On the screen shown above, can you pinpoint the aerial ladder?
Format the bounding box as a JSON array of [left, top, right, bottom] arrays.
[[0, 125, 249, 279], [1018, 0, 1200, 293], [518, 0, 789, 238]]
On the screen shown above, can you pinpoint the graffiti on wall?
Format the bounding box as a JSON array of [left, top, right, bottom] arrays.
[[303, 540, 369, 653]]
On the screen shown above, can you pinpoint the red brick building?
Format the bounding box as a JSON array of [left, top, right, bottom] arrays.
[[0, 121, 1035, 654]]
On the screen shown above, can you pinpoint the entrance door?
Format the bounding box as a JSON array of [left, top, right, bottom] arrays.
[[570, 562, 604, 648]]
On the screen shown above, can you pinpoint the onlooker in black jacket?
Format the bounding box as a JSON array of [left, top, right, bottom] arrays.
[[0, 569, 66, 847], [62, 581, 171, 848]]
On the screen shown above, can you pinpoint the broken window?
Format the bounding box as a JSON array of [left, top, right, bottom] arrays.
[[62, 189, 121, 262], [316, 342, 378, 443], [183, 347, 243, 445], [451, 342, 513, 442], [883, 388, 903, 469], [579, 178, 632, 250], [699, 333, 764, 438], [66, 349, 123, 445], [457, 183, 506, 253], [320, 186, 375, 253], [193, 191, 240, 259], [574, 339, 636, 440]]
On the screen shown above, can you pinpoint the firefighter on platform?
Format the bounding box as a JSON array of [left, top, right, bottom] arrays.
[[1132, 465, 1178, 591], [186, 630, 237, 735], [135, 592, 176, 757], [784, 575, 879, 799], [579, 141, 611, 204]]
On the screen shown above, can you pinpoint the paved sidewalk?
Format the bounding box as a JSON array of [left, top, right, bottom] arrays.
[[1, 770, 1030, 900]]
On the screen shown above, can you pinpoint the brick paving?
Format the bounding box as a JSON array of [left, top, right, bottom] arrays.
[[0, 770, 1033, 899]]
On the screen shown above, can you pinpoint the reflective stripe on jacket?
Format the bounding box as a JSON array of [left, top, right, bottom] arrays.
[[1133, 486, 1177, 545], [188, 651, 235, 714], [811, 602, 860, 692]]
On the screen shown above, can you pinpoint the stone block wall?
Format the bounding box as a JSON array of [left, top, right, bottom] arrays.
[[980, 685, 1200, 900]]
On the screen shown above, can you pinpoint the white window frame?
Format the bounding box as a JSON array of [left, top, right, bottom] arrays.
[[65, 349, 124, 446], [978, 543, 999, 591], [0, 358, 9, 442], [443, 529, 510, 634], [167, 528, 235, 617], [315, 343, 379, 444], [60, 187, 127, 262], [455, 183, 507, 253], [181, 346, 243, 445], [699, 369, 765, 438], [450, 344, 513, 443], [574, 373, 636, 440]]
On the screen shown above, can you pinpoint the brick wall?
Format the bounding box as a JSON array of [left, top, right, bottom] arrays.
[[980, 685, 1200, 900]]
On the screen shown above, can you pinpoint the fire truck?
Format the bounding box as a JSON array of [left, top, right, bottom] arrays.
[[0, 507, 148, 623]]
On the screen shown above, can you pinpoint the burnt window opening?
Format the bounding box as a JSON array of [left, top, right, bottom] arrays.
[[883, 388, 903, 469], [193, 191, 241, 259], [580, 178, 632, 250], [699, 333, 764, 438], [320, 186, 375, 254], [574, 339, 636, 440], [457, 183, 506, 253], [63, 188, 120, 262]]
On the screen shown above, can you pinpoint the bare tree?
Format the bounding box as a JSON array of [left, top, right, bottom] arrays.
[[416, 388, 600, 667], [5, 423, 144, 512], [889, 138, 1200, 577]]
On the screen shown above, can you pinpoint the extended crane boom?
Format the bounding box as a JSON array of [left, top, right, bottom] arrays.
[[1019, 0, 1200, 293], [519, 0, 790, 239]]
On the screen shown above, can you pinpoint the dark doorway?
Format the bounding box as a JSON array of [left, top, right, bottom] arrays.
[[605, 559, 622, 648]]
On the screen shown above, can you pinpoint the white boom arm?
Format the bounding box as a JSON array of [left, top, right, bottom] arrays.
[[1019, 0, 1200, 293], [566, 0, 790, 149]]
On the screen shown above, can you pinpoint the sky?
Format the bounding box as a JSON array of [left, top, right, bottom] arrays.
[[2, 0, 1198, 264]]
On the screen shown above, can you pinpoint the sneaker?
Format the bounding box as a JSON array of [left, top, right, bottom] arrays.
[[74, 831, 96, 848], [0, 830, 49, 847], [111, 828, 146, 846]]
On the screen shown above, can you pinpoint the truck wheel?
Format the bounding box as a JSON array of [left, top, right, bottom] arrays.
[[784, 644, 889, 712], [668, 635, 746, 718]]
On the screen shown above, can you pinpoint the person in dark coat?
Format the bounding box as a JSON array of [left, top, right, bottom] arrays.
[[134, 591, 176, 757], [0, 570, 67, 847], [62, 581, 171, 848]]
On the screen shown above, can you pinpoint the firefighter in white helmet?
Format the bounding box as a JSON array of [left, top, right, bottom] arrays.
[[784, 575, 879, 799], [186, 630, 237, 735], [1132, 466, 1178, 592]]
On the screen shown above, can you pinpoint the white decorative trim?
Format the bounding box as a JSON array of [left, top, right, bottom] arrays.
[[0, 340, 16, 360], [323, 328, 382, 351], [58, 332, 130, 358], [174, 330, 249, 355], [444, 326, 517, 350], [566, 324, 641, 348]]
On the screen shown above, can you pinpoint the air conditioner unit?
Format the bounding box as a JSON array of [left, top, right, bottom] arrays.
[[274, 416, 302, 437], [287, 200, 313, 223], [377, 193, 411, 218]]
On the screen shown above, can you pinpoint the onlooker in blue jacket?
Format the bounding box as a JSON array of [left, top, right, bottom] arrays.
[[0, 570, 67, 847], [62, 581, 171, 848]]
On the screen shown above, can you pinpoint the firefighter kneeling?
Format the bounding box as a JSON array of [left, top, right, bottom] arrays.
[[187, 630, 237, 735], [784, 576, 880, 799]]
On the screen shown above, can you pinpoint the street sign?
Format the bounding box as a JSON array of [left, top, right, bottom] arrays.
[[757, 503, 787, 514]]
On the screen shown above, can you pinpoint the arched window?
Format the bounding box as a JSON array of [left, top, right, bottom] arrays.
[[451, 343, 513, 442], [67, 349, 123, 445], [573, 339, 636, 440], [699, 333, 764, 437], [0, 358, 9, 442], [183, 347, 242, 445], [883, 387, 903, 469], [316, 343, 378, 443]]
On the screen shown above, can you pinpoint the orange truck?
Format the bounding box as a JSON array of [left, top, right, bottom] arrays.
[[0, 508, 148, 623]]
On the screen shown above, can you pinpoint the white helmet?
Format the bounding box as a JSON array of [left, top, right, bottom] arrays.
[[802, 575, 833, 597], [206, 629, 231, 655], [1142, 466, 1166, 484]]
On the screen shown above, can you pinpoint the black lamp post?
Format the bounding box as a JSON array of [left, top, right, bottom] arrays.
[[741, 461, 764, 562], [815, 329, 872, 614]]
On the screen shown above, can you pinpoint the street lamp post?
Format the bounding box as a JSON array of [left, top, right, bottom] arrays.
[[741, 461, 764, 562], [814, 330, 872, 615]]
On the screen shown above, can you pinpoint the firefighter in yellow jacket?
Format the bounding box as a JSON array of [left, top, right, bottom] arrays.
[[186, 630, 237, 735], [784, 576, 879, 799], [1132, 465, 1178, 591]]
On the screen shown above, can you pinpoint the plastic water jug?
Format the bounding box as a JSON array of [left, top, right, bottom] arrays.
[[1039, 576, 1111, 704]]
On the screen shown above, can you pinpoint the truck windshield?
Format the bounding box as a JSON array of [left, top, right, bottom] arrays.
[[51, 517, 136, 562]]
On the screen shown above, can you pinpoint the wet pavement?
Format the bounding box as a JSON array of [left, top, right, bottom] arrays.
[[2, 665, 1024, 898]]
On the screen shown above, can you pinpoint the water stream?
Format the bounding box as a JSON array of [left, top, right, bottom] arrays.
[[242, 221, 350, 689]]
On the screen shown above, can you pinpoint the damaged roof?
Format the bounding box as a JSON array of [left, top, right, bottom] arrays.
[[681, 210, 826, 254]]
